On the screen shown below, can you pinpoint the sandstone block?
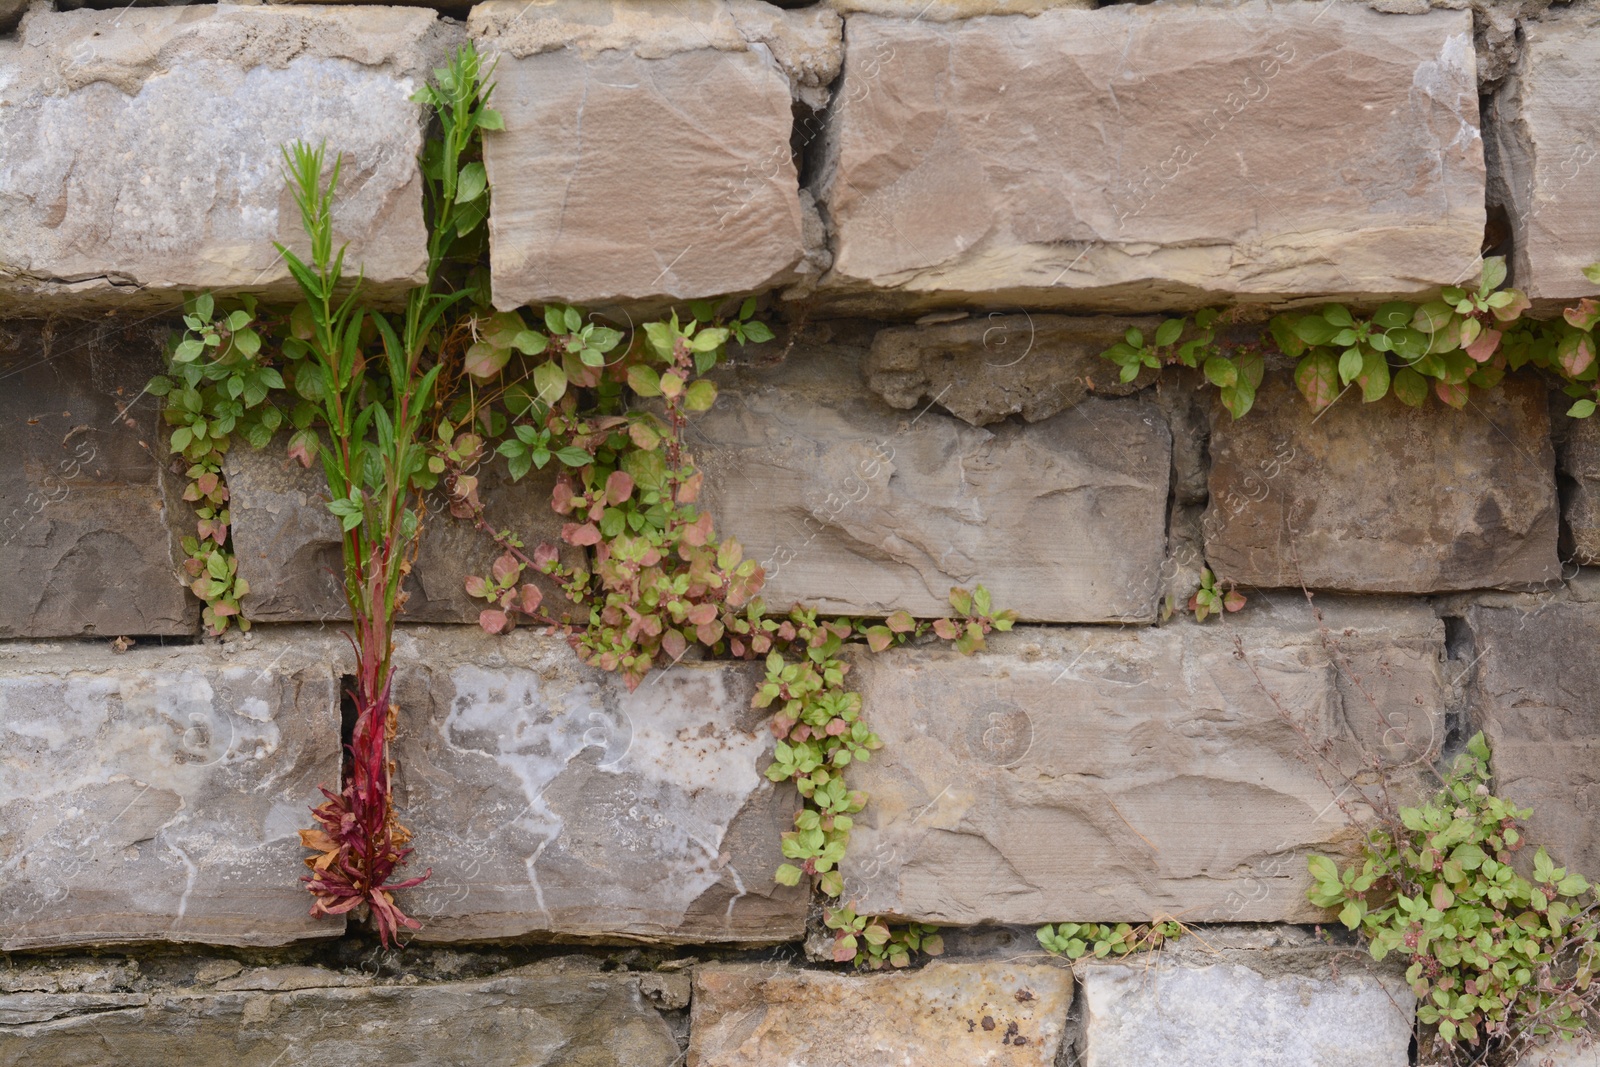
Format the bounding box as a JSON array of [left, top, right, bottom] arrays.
[[224, 439, 575, 623], [0, 960, 679, 1067], [389, 628, 807, 942], [0, 321, 194, 638], [470, 0, 839, 309], [1466, 595, 1600, 878], [1561, 406, 1600, 565], [1205, 373, 1559, 593], [818, 3, 1483, 312], [692, 344, 1171, 622], [840, 602, 1448, 925], [0, 635, 340, 950], [0, 6, 446, 313], [1081, 956, 1414, 1067], [864, 315, 1157, 427], [689, 961, 1073, 1066], [1488, 6, 1600, 301]]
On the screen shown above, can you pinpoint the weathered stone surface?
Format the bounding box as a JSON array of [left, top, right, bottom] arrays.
[[0, 6, 448, 312], [827, 0, 1092, 17], [390, 628, 806, 942], [0, 635, 340, 950], [1487, 5, 1600, 301], [864, 315, 1157, 427], [0, 320, 194, 638], [471, 0, 838, 310], [1082, 952, 1414, 1067], [693, 344, 1171, 622], [224, 439, 576, 623], [1515, 1036, 1600, 1067], [1206, 373, 1560, 593], [1466, 592, 1600, 879], [1561, 415, 1600, 565], [840, 602, 1448, 924], [0, 960, 680, 1067], [818, 3, 1484, 312], [689, 961, 1073, 1066], [0, 0, 26, 35]]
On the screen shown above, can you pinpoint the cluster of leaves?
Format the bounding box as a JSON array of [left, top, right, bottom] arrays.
[[1101, 258, 1600, 419], [824, 905, 944, 969], [1037, 920, 1184, 960], [1307, 733, 1600, 1055], [1188, 567, 1246, 623]]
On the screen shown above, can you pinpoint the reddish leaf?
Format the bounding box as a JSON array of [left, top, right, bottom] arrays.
[[932, 618, 959, 641], [551, 480, 576, 515], [491, 552, 520, 583], [886, 610, 915, 633], [533, 542, 560, 568], [463, 575, 488, 598], [866, 626, 892, 653], [677, 471, 704, 505], [681, 512, 713, 547], [1223, 589, 1247, 613], [562, 522, 602, 546], [479, 608, 510, 634], [662, 629, 688, 661], [1464, 328, 1502, 363], [1435, 381, 1470, 409], [687, 602, 718, 626], [1293, 352, 1340, 413], [1564, 298, 1600, 332], [1559, 332, 1597, 378], [605, 470, 635, 505], [518, 584, 543, 614], [696, 620, 724, 645]]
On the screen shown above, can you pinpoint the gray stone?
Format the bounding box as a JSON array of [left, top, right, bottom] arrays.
[[817, 3, 1484, 313], [0, 6, 450, 312], [689, 961, 1073, 1066], [827, 0, 1093, 18], [1514, 1036, 1600, 1067], [389, 628, 807, 943], [864, 315, 1158, 427], [1466, 596, 1600, 879], [0, 634, 341, 950], [1205, 373, 1560, 593], [1488, 5, 1600, 301], [0, 960, 680, 1067], [224, 438, 577, 624], [840, 601, 1448, 925], [1081, 954, 1414, 1067], [692, 344, 1171, 622], [1562, 415, 1600, 565], [470, 0, 839, 310], [0, 320, 194, 638]]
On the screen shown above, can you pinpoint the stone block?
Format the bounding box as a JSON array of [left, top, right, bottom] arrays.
[[692, 344, 1171, 622], [0, 6, 448, 312], [839, 601, 1448, 925], [1466, 594, 1600, 879], [0, 635, 341, 950], [470, 0, 840, 309], [1205, 373, 1560, 593], [689, 961, 1073, 1066], [389, 628, 807, 943], [224, 438, 576, 624], [1561, 414, 1600, 565], [1081, 955, 1414, 1067], [818, 2, 1484, 312], [0, 960, 680, 1067], [0, 320, 194, 638], [864, 314, 1158, 427], [1488, 5, 1600, 301]]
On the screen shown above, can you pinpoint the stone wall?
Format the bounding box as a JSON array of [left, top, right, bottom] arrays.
[[4, 1, 1600, 1064]]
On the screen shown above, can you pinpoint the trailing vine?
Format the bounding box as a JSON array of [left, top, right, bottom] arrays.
[[1101, 257, 1600, 419]]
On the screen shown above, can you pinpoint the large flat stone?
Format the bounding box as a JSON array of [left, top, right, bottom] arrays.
[[839, 601, 1448, 925], [817, 2, 1484, 312], [0, 6, 448, 313], [1466, 592, 1600, 878], [0, 320, 194, 638], [692, 343, 1171, 622], [689, 961, 1073, 1066], [224, 439, 575, 623], [471, 0, 839, 309], [390, 628, 807, 943], [1487, 5, 1600, 301], [864, 315, 1158, 427], [1205, 373, 1560, 593], [1082, 951, 1414, 1067], [0, 635, 341, 950], [0, 960, 679, 1067]]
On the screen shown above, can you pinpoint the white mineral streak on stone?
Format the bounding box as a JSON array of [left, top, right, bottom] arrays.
[[0, 637, 340, 949], [1082, 959, 1415, 1067]]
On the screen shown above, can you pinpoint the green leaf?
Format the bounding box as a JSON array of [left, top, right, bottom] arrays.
[[146, 376, 172, 397], [1357, 351, 1391, 403], [1480, 255, 1508, 292], [1338, 347, 1363, 386], [1154, 319, 1183, 347], [742, 320, 775, 344], [1294, 352, 1340, 412], [512, 330, 548, 356], [533, 360, 567, 405], [1393, 367, 1428, 408], [1322, 304, 1354, 328], [1568, 399, 1597, 419], [563, 307, 582, 334], [173, 338, 205, 364], [476, 106, 504, 131], [1293, 315, 1341, 346], [555, 446, 590, 468], [1203, 356, 1238, 388], [684, 379, 717, 412], [194, 293, 214, 321], [456, 161, 487, 203]]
